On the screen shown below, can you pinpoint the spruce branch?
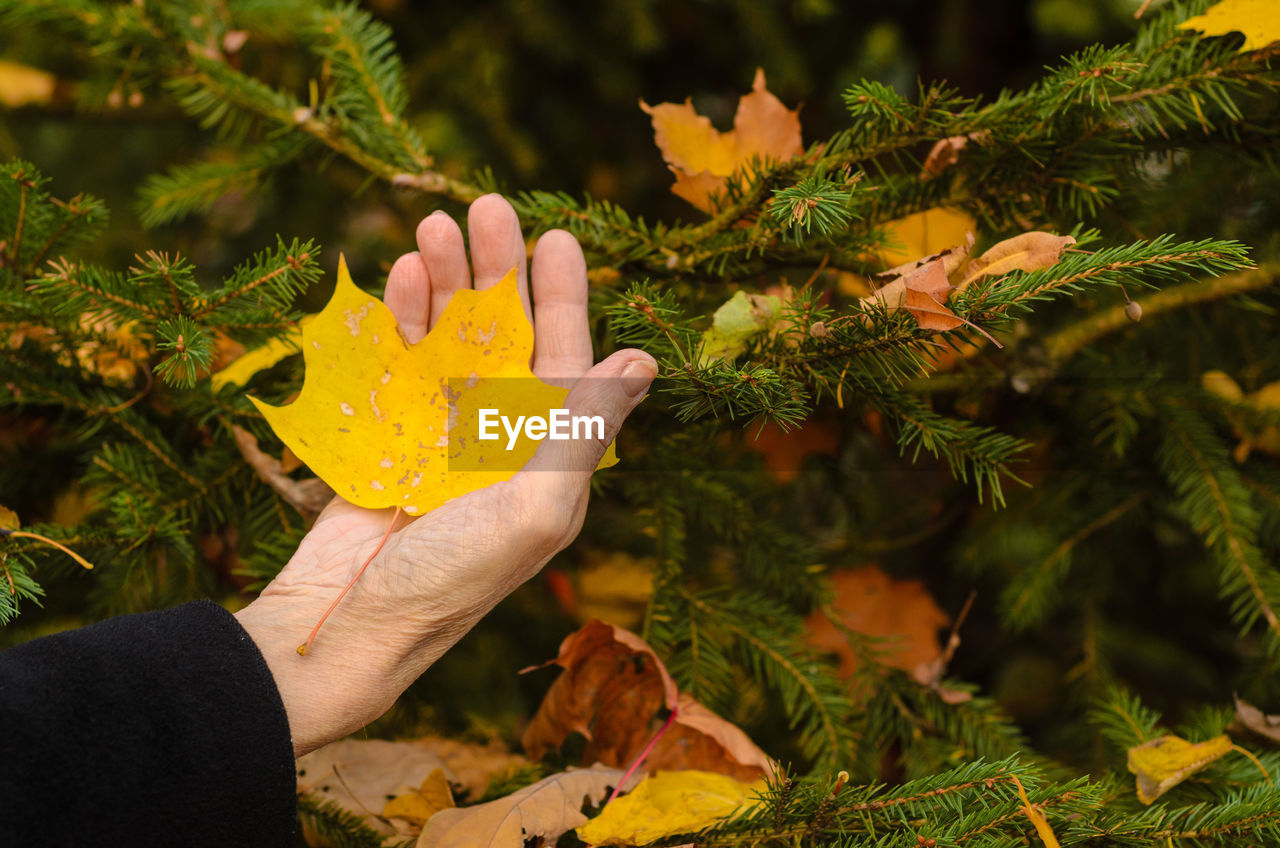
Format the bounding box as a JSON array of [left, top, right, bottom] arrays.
[[1158, 402, 1280, 644]]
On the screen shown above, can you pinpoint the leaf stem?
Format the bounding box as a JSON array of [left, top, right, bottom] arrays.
[[298, 506, 402, 656], [603, 703, 679, 806]]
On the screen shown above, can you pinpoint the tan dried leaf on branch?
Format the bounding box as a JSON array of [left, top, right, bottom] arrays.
[[862, 258, 964, 332], [957, 231, 1077, 290]]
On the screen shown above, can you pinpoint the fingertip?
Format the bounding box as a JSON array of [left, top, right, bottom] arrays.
[[416, 209, 463, 248], [385, 252, 430, 344]]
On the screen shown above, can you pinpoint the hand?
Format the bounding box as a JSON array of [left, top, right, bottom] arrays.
[[234, 194, 656, 757]]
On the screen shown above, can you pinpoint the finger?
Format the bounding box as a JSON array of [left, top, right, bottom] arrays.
[[513, 350, 656, 509], [416, 211, 470, 330], [467, 193, 531, 319], [384, 252, 431, 344], [530, 229, 592, 385]]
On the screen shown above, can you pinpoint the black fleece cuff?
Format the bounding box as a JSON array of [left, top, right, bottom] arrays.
[[0, 600, 296, 847]]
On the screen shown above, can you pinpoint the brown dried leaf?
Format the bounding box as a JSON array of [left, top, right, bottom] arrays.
[[919, 131, 991, 180], [522, 620, 773, 781], [232, 425, 334, 519], [297, 738, 451, 841], [863, 259, 964, 332], [958, 232, 1076, 290], [417, 765, 627, 848], [920, 135, 969, 179], [1233, 695, 1280, 745]]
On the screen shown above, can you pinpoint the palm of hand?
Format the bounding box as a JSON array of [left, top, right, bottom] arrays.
[[259, 195, 607, 652]]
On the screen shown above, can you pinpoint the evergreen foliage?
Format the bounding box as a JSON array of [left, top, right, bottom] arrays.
[[3, 0, 1280, 843]]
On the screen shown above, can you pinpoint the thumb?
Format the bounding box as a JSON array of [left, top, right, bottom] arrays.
[[513, 349, 656, 502]]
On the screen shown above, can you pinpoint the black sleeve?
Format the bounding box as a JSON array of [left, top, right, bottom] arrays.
[[0, 600, 297, 847]]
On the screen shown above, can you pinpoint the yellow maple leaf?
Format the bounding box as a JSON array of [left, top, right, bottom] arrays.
[[251, 257, 615, 517], [577, 770, 765, 846], [641, 69, 803, 212], [1126, 734, 1233, 804], [1179, 0, 1280, 53]]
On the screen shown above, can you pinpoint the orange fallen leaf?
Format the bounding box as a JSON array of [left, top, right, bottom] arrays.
[[232, 425, 334, 518], [522, 620, 774, 782], [919, 131, 991, 180], [738, 417, 839, 483], [806, 566, 949, 678], [642, 69, 803, 212], [0, 59, 56, 108], [920, 136, 969, 180], [1200, 370, 1280, 461]]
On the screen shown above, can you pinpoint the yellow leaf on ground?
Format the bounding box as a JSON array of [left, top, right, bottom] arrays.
[[0, 60, 56, 108], [0, 505, 18, 531], [383, 768, 454, 827], [1126, 734, 1233, 804], [577, 769, 766, 846], [251, 257, 615, 516], [419, 766, 626, 848], [642, 69, 803, 212], [1179, 0, 1280, 53]]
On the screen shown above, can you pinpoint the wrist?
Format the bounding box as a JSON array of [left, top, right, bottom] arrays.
[[234, 596, 405, 757]]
